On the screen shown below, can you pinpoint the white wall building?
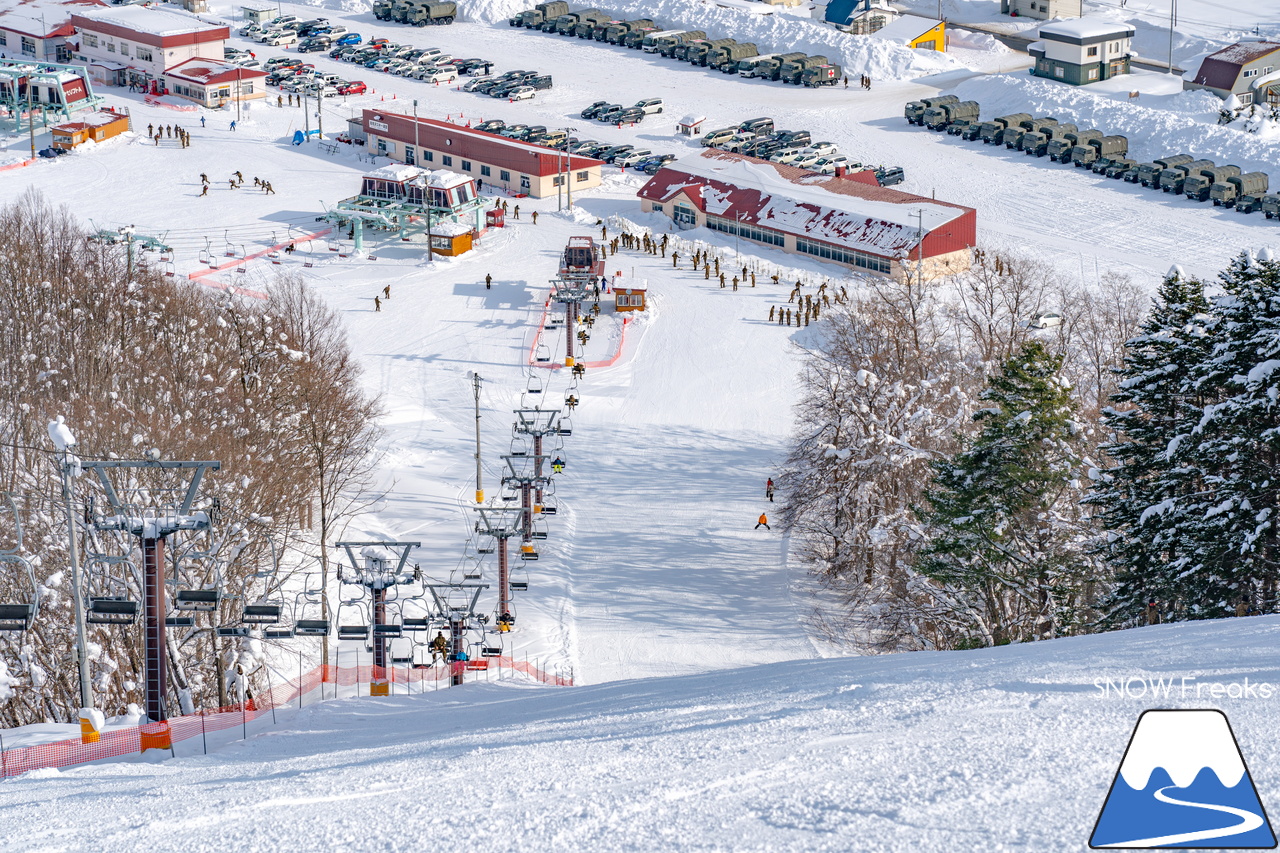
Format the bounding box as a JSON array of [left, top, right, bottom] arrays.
[[70, 5, 227, 90]]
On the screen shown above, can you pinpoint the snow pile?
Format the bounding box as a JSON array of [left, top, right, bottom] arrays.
[[459, 0, 966, 80], [953, 73, 1280, 175], [0, 659, 15, 701]]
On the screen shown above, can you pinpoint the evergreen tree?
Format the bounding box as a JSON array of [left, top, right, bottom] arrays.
[[916, 341, 1092, 645], [1177, 251, 1280, 616], [1090, 269, 1213, 624]]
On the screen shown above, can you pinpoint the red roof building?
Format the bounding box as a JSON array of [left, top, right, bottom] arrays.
[[638, 149, 975, 281], [362, 109, 604, 199], [71, 6, 228, 89], [163, 56, 265, 105], [1184, 40, 1280, 104], [0, 0, 102, 65]]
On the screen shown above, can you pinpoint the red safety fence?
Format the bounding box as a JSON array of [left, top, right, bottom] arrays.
[[0, 656, 570, 778]]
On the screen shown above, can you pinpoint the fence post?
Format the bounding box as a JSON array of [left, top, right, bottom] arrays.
[[0, 730, 6, 778], [299, 651, 304, 709], [200, 710, 207, 755], [265, 666, 278, 725]]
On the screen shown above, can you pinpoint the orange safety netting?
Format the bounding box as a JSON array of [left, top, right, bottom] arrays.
[[0, 656, 570, 778]]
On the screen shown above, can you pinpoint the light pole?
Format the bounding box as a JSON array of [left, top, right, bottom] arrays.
[[413, 98, 419, 165], [469, 372, 483, 503], [236, 64, 242, 125], [1167, 0, 1177, 75], [561, 125, 578, 209]]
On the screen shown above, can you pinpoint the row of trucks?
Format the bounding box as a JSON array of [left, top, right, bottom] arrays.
[[373, 0, 456, 25], [907, 96, 1278, 215], [509, 4, 842, 86]]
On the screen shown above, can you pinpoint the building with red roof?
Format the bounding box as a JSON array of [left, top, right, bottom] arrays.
[[51, 106, 128, 149], [1184, 40, 1280, 105], [71, 5, 228, 90], [361, 109, 604, 198], [638, 149, 975, 281], [0, 0, 104, 65], [164, 56, 265, 106]]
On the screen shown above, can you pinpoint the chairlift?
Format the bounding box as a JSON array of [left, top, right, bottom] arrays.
[[510, 581, 529, 591], [557, 417, 573, 437], [336, 583, 370, 640], [482, 645, 503, 657], [520, 551, 539, 563], [303, 242, 315, 268], [224, 231, 236, 257], [216, 625, 251, 638], [175, 589, 221, 612], [87, 597, 138, 625], [236, 245, 248, 274], [265, 626, 297, 640], [199, 246, 212, 267], [240, 532, 285, 625], [527, 373, 543, 394], [165, 615, 195, 629], [293, 574, 331, 636], [83, 533, 139, 626], [0, 495, 38, 632], [163, 260, 176, 278], [535, 343, 551, 363]]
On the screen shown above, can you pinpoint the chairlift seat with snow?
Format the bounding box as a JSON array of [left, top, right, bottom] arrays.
[[87, 597, 138, 625], [294, 619, 330, 636], [0, 603, 33, 631], [175, 589, 221, 611], [242, 603, 282, 624], [165, 615, 195, 628]]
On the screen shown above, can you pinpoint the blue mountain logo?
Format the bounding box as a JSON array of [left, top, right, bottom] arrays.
[[1091, 709, 1276, 849]]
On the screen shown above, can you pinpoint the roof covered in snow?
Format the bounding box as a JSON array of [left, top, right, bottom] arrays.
[[52, 108, 126, 132], [365, 163, 473, 189], [1190, 40, 1280, 91], [638, 150, 974, 259], [1038, 18, 1135, 43], [0, 0, 104, 38], [871, 16, 941, 45], [164, 56, 265, 86], [73, 5, 225, 38]]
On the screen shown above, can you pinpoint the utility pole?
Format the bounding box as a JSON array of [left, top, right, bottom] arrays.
[[303, 89, 310, 139], [119, 225, 135, 283], [1167, 0, 1177, 75], [413, 98, 419, 165], [236, 65, 242, 125], [27, 87, 35, 159], [562, 125, 577, 209], [50, 418, 91, 710], [469, 372, 483, 503]]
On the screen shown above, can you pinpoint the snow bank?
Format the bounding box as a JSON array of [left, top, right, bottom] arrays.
[[953, 73, 1280, 176], [460, 0, 965, 81]]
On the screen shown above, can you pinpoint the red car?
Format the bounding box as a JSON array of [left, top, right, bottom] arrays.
[[368, 37, 389, 47], [337, 80, 367, 95]]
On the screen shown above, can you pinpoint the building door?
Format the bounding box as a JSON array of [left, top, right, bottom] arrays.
[[520, 175, 530, 192], [404, 145, 415, 165]]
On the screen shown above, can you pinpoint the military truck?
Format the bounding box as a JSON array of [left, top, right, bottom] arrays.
[[373, 0, 396, 20], [1139, 154, 1192, 188], [573, 11, 612, 37], [1158, 159, 1215, 194], [1236, 194, 1265, 214], [517, 1, 569, 28], [1262, 194, 1280, 219], [1211, 172, 1270, 207], [405, 1, 456, 26], [1003, 117, 1056, 150], [659, 31, 706, 57], [1183, 164, 1240, 200], [744, 51, 806, 80], [551, 9, 599, 34], [390, 0, 413, 22], [923, 100, 979, 130], [1104, 158, 1136, 178], [604, 19, 652, 43], [708, 42, 757, 70], [1072, 135, 1128, 167], [1047, 129, 1100, 163], [978, 113, 1031, 144], [801, 64, 842, 87], [686, 38, 735, 65], [1022, 123, 1076, 156], [779, 54, 829, 85], [905, 94, 959, 126], [670, 40, 702, 61]]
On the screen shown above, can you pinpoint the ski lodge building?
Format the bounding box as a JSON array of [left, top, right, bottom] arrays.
[[361, 109, 604, 199], [70, 5, 228, 90], [637, 150, 976, 282], [164, 57, 265, 105]]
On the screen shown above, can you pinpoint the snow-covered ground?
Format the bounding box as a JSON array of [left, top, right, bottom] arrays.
[[9, 616, 1280, 850], [4, 1, 1280, 847]]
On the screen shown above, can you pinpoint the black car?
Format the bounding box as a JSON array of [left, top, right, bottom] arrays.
[[580, 100, 609, 119], [875, 166, 905, 187], [597, 104, 625, 122], [475, 119, 505, 133], [745, 140, 782, 159], [739, 116, 774, 135], [616, 107, 644, 124], [474, 80, 503, 94], [599, 144, 635, 163], [328, 46, 347, 59], [774, 129, 811, 146], [527, 75, 553, 90]]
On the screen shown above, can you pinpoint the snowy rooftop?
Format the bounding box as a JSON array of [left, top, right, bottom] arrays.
[[1038, 18, 1135, 41], [166, 57, 265, 85], [74, 5, 225, 37], [366, 163, 472, 189], [1205, 39, 1280, 67], [53, 109, 124, 131], [871, 16, 941, 44], [0, 0, 103, 38]]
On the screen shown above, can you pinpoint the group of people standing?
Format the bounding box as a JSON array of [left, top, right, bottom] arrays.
[[147, 123, 191, 148]]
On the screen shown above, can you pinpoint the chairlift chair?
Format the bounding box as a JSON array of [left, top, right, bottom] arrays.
[[303, 242, 315, 268], [87, 597, 138, 625], [163, 260, 176, 278], [336, 586, 370, 640], [175, 588, 221, 612], [242, 603, 281, 624], [527, 373, 543, 394], [535, 343, 551, 363], [217, 625, 251, 638], [0, 496, 38, 631], [165, 615, 195, 628], [510, 580, 529, 591], [83, 541, 139, 626], [293, 576, 331, 636]]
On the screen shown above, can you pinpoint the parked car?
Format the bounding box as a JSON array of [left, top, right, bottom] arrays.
[[499, 123, 530, 138], [599, 144, 635, 163], [239, 23, 263, 37], [1028, 312, 1063, 330], [463, 76, 493, 92], [475, 119, 505, 133], [336, 80, 367, 95], [774, 129, 811, 147], [266, 31, 298, 46], [508, 85, 536, 101], [225, 46, 249, 59], [801, 141, 837, 158], [297, 37, 331, 53], [597, 104, 625, 122], [336, 32, 362, 45], [580, 100, 610, 119], [422, 67, 459, 84], [769, 147, 805, 165], [875, 166, 905, 186], [642, 154, 676, 174], [615, 107, 644, 124], [568, 139, 600, 154], [719, 132, 757, 153], [739, 116, 774, 135], [635, 97, 664, 114], [615, 149, 654, 167], [810, 156, 852, 175]]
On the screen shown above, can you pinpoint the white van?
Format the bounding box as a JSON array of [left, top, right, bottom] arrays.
[[699, 127, 737, 148], [422, 67, 458, 85]]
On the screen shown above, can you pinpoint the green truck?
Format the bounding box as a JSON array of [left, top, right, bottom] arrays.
[[1211, 172, 1270, 207], [405, 0, 456, 26]]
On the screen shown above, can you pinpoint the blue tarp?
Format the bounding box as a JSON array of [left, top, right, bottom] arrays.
[[292, 129, 322, 145], [824, 0, 868, 25]]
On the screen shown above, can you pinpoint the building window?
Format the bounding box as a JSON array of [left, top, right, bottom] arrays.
[[1240, 91, 1254, 104], [1244, 69, 1259, 78], [442, 155, 452, 166], [672, 203, 697, 226], [796, 237, 891, 273], [242, 82, 253, 94], [480, 165, 491, 176], [21, 36, 36, 56], [1087, 46, 1098, 57], [520, 175, 530, 190], [1088, 68, 1099, 80], [420, 150, 432, 162], [376, 138, 387, 154], [120, 43, 129, 57], [461, 159, 471, 171], [576, 170, 588, 182], [106, 41, 116, 53], [1053, 65, 1064, 78], [404, 145, 415, 165], [500, 170, 510, 182], [1266, 66, 1275, 74], [552, 175, 565, 186], [706, 214, 785, 247], [80, 34, 94, 47], [0, 32, 7, 46], [136, 47, 152, 62]]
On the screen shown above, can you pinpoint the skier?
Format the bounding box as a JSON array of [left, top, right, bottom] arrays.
[[485, 273, 492, 290], [200, 172, 208, 184], [264, 181, 275, 195], [230, 120, 237, 131], [429, 632, 449, 664], [766, 478, 774, 502], [671, 251, 679, 268], [552, 456, 565, 474], [755, 512, 770, 531], [497, 612, 514, 632], [235, 170, 243, 182]]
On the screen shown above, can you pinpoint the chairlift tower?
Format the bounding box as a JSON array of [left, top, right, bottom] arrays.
[[549, 278, 596, 368], [512, 408, 564, 511], [422, 582, 488, 686], [82, 458, 220, 725], [335, 540, 420, 696], [499, 454, 553, 556], [472, 506, 525, 625]]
